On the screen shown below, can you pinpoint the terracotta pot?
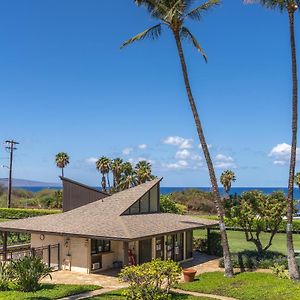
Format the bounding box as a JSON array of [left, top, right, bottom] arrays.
[[183, 268, 197, 282]]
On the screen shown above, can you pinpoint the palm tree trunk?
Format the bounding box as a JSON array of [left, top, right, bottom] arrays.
[[287, 10, 300, 281], [173, 31, 233, 277], [61, 168, 64, 178]]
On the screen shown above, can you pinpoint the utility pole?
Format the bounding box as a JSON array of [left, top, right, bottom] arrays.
[[5, 140, 19, 208]]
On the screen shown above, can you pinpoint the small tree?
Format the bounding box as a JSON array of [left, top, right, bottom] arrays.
[[119, 259, 181, 300], [226, 191, 287, 255]]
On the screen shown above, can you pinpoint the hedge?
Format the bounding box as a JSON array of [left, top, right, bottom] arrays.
[[0, 208, 61, 220], [219, 250, 288, 270]]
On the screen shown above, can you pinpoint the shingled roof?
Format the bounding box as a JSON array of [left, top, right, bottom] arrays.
[[0, 178, 218, 241]]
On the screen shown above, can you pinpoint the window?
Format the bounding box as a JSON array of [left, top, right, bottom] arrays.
[[150, 185, 158, 212], [123, 185, 160, 215], [186, 231, 193, 259], [91, 239, 111, 254], [140, 194, 149, 213]]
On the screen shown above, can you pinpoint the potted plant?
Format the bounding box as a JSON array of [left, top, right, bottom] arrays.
[[183, 268, 197, 282]]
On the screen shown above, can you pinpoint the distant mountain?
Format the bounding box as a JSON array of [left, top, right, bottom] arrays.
[[0, 178, 61, 187]]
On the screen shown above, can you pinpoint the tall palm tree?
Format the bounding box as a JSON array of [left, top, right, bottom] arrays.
[[121, 0, 233, 277], [55, 152, 70, 177], [110, 158, 124, 190], [247, 0, 300, 281], [135, 160, 155, 184], [120, 162, 137, 190], [220, 170, 236, 195], [96, 156, 110, 192]]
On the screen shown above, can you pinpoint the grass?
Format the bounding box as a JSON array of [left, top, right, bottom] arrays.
[[0, 284, 100, 300], [177, 272, 300, 300], [88, 289, 213, 300], [194, 229, 300, 254]]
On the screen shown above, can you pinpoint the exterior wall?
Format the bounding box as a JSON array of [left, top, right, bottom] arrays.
[[31, 234, 90, 273], [30, 229, 194, 273], [62, 179, 108, 212]]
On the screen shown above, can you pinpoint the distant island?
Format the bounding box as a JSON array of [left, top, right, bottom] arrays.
[[0, 178, 61, 188]]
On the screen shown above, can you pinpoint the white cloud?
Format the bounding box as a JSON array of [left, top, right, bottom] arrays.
[[163, 160, 189, 169], [122, 147, 133, 155], [138, 144, 147, 150], [128, 157, 155, 165], [175, 149, 190, 159], [164, 136, 193, 149], [269, 143, 300, 165], [85, 157, 98, 165], [215, 154, 236, 169], [191, 154, 202, 161], [215, 154, 234, 162]]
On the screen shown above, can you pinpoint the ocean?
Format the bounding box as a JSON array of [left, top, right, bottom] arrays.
[[14, 186, 300, 199]]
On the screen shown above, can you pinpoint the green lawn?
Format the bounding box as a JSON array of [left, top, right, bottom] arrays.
[[177, 272, 300, 300], [88, 290, 213, 300], [0, 284, 100, 300], [194, 229, 300, 254]]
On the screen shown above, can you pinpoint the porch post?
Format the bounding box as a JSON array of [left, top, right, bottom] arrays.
[[183, 232, 187, 260], [207, 228, 211, 255], [123, 241, 129, 266], [2, 232, 7, 261]]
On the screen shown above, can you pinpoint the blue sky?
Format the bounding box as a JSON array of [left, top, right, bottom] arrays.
[[0, 0, 299, 187]]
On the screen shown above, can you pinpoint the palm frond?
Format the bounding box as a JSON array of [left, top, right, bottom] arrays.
[[180, 27, 208, 62], [186, 0, 220, 20], [121, 23, 162, 49], [245, 0, 298, 12], [135, 0, 170, 20]]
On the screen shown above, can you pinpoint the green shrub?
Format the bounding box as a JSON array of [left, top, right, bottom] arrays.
[[0, 262, 11, 291], [219, 250, 287, 270], [271, 263, 290, 279], [119, 259, 181, 300], [194, 232, 223, 257], [0, 208, 60, 220], [9, 256, 52, 292], [160, 195, 186, 214]]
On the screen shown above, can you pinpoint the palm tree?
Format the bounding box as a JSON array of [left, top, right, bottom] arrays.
[[135, 160, 155, 184], [220, 170, 236, 195], [110, 158, 124, 190], [96, 156, 110, 192], [120, 162, 137, 190], [55, 152, 70, 177], [248, 0, 300, 281], [295, 172, 300, 191], [121, 0, 233, 277]]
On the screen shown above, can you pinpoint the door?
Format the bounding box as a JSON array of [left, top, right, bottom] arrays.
[[139, 239, 152, 264]]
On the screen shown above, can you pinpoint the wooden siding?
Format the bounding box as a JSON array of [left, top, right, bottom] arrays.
[[62, 178, 108, 212]]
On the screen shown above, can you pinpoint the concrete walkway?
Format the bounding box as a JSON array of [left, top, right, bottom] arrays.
[[172, 288, 237, 300], [58, 287, 115, 300]]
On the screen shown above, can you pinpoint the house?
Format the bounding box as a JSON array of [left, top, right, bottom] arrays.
[[0, 177, 218, 273]]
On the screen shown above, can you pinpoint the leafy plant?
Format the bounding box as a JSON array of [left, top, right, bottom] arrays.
[[9, 256, 52, 292], [271, 263, 290, 279], [0, 262, 11, 291], [119, 259, 181, 300]]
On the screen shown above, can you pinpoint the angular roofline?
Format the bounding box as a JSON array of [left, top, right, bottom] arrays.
[[120, 177, 163, 215], [60, 176, 110, 196]]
